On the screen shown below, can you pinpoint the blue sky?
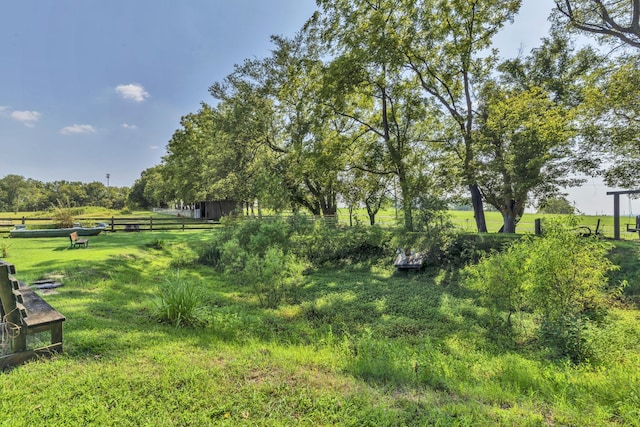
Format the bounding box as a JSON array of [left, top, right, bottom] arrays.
[[0, 0, 627, 215], [1, 1, 318, 188]]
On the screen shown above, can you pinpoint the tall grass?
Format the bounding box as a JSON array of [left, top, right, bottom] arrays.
[[151, 271, 204, 327]]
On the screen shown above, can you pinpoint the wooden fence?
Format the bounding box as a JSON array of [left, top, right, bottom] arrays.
[[0, 213, 635, 240], [0, 216, 221, 234]]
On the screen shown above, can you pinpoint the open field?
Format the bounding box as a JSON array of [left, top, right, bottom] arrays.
[[4, 207, 639, 240], [339, 208, 640, 240], [1, 227, 639, 426]]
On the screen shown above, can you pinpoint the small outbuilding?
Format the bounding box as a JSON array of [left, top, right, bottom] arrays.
[[193, 200, 239, 221]]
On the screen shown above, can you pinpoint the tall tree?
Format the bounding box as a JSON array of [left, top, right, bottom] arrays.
[[581, 53, 640, 187], [475, 35, 594, 232], [398, 0, 522, 232], [0, 175, 30, 212], [43, 181, 88, 208], [212, 32, 345, 216], [554, 1, 640, 187], [475, 85, 576, 232], [315, 0, 444, 230]]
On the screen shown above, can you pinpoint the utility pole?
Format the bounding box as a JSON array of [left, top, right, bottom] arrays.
[[106, 173, 110, 187]]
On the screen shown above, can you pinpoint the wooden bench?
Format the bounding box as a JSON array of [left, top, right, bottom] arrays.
[[394, 248, 426, 271], [1, 260, 66, 369], [69, 231, 89, 248]]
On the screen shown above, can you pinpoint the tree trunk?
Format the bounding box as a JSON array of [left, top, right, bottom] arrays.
[[399, 180, 414, 231], [349, 206, 354, 227], [501, 212, 517, 233], [398, 169, 413, 231], [498, 199, 525, 233], [365, 199, 378, 226], [469, 184, 487, 232], [320, 194, 337, 216]]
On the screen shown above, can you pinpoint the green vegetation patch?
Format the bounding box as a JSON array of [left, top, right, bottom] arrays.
[[1, 225, 639, 426]]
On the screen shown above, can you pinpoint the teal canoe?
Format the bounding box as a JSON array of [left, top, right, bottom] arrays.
[[9, 223, 107, 238]]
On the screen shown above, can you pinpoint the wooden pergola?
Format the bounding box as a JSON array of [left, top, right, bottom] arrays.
[[606, 189, 640, 240]]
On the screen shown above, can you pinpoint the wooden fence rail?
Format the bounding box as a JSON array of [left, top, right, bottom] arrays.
[[0, 216, 222, 234], [0, 214, 633, 239]]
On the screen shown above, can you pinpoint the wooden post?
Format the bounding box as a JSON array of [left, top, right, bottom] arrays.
[[613, 193, 620, 240], [111, 216, 115, 232], [0, 262, 26, 352], [150, 216, 153, 231], [534, 218, 542, 235], [21, 216, 25, 225], [182, 216, 185, 231], [606, 190, 640, 240], [50, 322, 63, 350]]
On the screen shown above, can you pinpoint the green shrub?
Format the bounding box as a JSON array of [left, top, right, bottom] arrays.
[[465, 241, 528, 329], [52, 207, 75, 228], [464, 217, 622, 363], [241, 247, 306, 308], [231, 218, 263, 248], [438, 233, 521, 268], [151, 273, 204, 327], [219, 239, 248, 275], [247, 218, 291, 256], [198, 244, 222, 268], [292, 222, 391, 265], [199, 217, 391, 271], [198, 217, 293, 270], [527, 219, 618, 362], [287, 213, 314, 235]]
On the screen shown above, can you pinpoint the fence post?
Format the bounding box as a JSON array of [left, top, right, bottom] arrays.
[[182, 216, 185, 231], [111, 216, 115, 232], [21, 216, 25, 225], [150, 216, 153, 231], [534, 218, 542, 235]]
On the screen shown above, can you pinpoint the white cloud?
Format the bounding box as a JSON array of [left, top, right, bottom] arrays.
[[10, 110, 41, 127], [149, 145, 159, 150], [115, 83, 150, 102], [122, 123, 137, 129], [60, 124, 97, 135], [0, 105, 9, 115]]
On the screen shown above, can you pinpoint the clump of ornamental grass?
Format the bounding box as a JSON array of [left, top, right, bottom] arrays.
[[151, 272, 205, 327]]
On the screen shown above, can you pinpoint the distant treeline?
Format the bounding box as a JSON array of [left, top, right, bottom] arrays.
[[0, 174, 129, 212]]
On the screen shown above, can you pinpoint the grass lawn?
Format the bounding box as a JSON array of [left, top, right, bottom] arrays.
[[1, 230, 639, 426], [338, 208, 640, 239]]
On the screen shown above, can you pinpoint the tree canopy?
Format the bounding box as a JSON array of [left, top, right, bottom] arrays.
[[555, 0, 640, 48], [136, 0, 640, 233]]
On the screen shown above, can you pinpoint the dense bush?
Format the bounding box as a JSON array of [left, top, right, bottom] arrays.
[[465, 217, 622, 363], [199, 216, 392, 270], [241, 247, 306, 308], [392, 230, 519, 269], [293, 222, 391, 265], [196, 217, 392, 308], [439, 233, 522, 267]]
